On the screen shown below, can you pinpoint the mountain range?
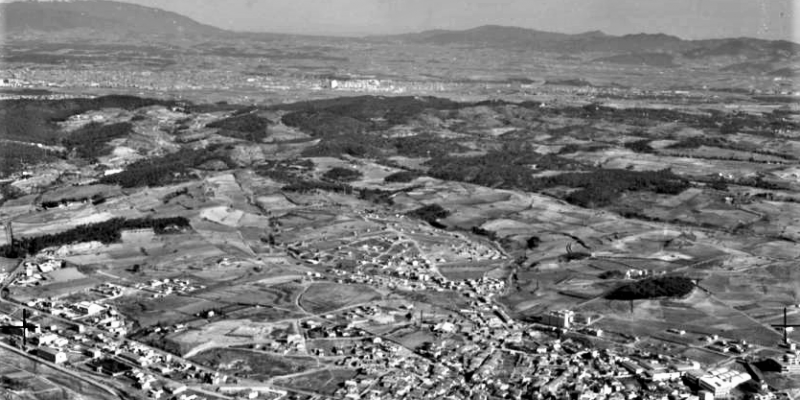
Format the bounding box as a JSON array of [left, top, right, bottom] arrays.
[[1, 0, 798, 73], [384, 25, 800, 64]]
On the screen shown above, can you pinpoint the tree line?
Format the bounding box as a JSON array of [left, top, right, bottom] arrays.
[[99, 148, 234, 188], [1, 217, 191, 258]]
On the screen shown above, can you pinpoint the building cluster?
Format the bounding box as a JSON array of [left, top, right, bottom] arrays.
[[2, 204, 798, 400], [27, 298, 129, 336], [326, 78, 456, 93], [2, 308, 232, 399], [291, 211, 505, 271], [329, 324, 761, 400], [23, 258, 64, 274], [284, 265, 794, 400], [701, 335, 752, 355], [778, 351, 800, 374], [287, 212, 514, 301], [684, 368, 753, 398], [133, 278, 205, 298], [92, 282, 125, 297], [13, 258, 65, 286]]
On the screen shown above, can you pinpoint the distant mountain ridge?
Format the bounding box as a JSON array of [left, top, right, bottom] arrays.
[[371, 25, 800, 73], [0, 0, 228, 37], [382, 25, 799, 59], [1, 1, 798, 73]]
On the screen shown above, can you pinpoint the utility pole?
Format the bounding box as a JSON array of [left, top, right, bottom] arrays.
[[21, 309, 28, 351], [4, 221, 12, 246], [772, 307, 800, 345]]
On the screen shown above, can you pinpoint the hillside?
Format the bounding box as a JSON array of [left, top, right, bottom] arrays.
[[0, 0, 229, 38]]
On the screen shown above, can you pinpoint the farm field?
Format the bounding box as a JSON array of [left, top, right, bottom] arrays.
[[275, 369, 360, 395], [299, 283, 384, 314], [190, 348, 318, 381]]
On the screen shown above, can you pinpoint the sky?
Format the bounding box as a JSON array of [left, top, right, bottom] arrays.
[[12, 0, 800, 41]]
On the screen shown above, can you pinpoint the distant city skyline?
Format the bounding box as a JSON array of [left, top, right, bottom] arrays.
[[1, 0, 798, 42]]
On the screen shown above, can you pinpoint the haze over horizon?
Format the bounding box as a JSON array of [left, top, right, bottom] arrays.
[[1, 0, 797, 42]]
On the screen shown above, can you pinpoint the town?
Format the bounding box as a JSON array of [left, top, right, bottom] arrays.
[[2, 242, 800, 400]]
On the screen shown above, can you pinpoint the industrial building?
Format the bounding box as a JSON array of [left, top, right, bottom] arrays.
[[37, 347, 67, 364], [697, 368, 751, 397], [74, 301, 104, 316]]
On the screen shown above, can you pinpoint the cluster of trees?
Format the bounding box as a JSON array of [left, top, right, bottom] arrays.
[[0, 142, 62, 177], [559, 252, 591, 261], [407, 204, 450, 227], [0, 376, 25, 390], [282, 179, 354, 194], [185, 101, 254, 114], [667, 136, 728, 149], [546, 104, 704, 128], [556, 143, 611, 155], [392, 134, 470, 158], [41, 194, 105, 209], [427, 145, 689, 208], [667, 136, 796, 160], [283, 111, 371, 138], [0, 184, 24, 206], [384, 170, 422, 183], [557, 144, 584, 155], [281, 178, 405, 207], [553, 169, 690, 208], [606, 276, 695, 300], [0, 217, 190, 258], [276, 95, 462, 126], [258, 160, 413, 207], [722, 110, 799, 137], [301, 133, 388, 158], [0, 95, 183, 176], [300, 130, 472, 160], [280, 96, 796, 164], [162, 188, 189, 204], [535, 103, 799, 138], [63, 122, 133, 160], [279, 96, 471, 159], [254, 158, 315, 182], [732, 176, 786, 191], [357, 187, 396, 205], [426, 145, 581, 191], [692, 173, 786, 192], [623, 139, 656, 154], [322, 167, 362, 182], [471, 226, 501, 242], [205, 113, 271, 142], [526, 236, 541, 249], [0, 95, 178, 145], [99, 148, 233, 188], [598, 270, 625, 279]]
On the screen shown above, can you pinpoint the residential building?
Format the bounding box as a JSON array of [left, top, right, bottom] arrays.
[[541, 310, 574, 329]]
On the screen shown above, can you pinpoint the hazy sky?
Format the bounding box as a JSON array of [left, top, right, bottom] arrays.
[[27, 0, 800, 41]]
